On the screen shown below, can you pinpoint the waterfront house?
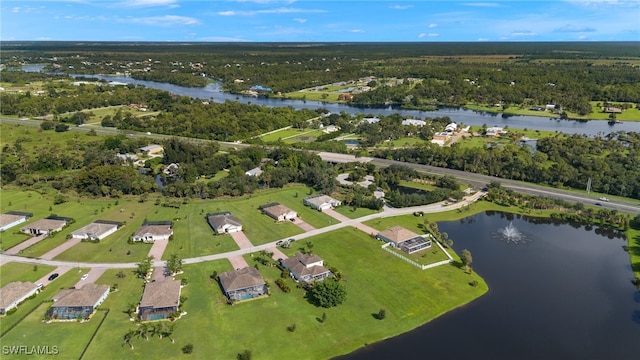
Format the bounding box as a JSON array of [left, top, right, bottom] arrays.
[[207, 212, 243, 234], [376, 226, 432, 254], [280, 253, 332, 284], [138, 278, 181, 321], [218, 267, 268, 301], [139, 144, 163, 155]]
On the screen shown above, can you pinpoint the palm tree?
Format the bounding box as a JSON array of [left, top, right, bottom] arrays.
[[123, 330, 136, 350], [162, 323, 176, 344]]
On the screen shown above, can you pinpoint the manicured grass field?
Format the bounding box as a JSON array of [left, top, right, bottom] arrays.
[[332, 205, 380, 219], [80, 226, 486, 360], [0, 262, 55, 287], [0, 269, 81, 336]]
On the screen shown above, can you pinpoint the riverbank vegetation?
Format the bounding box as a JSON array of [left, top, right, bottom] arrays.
[[3, 42, 638, 118]]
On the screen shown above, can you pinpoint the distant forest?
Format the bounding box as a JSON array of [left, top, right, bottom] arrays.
[[2, 41, 638, 114]]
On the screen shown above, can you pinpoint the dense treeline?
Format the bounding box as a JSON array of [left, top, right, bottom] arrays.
[[2, 41, 637, 109], [351, 60, 640, 114], [373, 132, 640, 199]]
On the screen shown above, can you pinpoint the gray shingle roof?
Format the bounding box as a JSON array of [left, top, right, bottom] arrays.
[[219, 267, 265, 292], [139, 279, 181, 309]]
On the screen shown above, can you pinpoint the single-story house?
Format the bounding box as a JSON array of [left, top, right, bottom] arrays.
[[432, 132, 451, 141], [0, 281, 39, 315], [0, 212, 32, 232], [545, 104, 556, 110], [116, 153, 138, 162], [362, 117, 380, 124], [260, 203, 297, 222], [218, 267, 268, 301], [304, 194, 341, 212], [321, 124, 340, 134], [402, 119, 426, 127], [163, 163, 179, 176], [20, 216, 71, 236], [377, 226, 432, 254], [133, 221, 173, 243], [245, 167, 263, 177], [445, 122, 458, 132], [138, 278, 181, 321], [207, 212, 243, 234], [603, 107, 622, 114], [280, 253, 332, 284], [486, 127, 505, 137], [71, 221, 121, 241], [338, 93, 354, 101], [139, 144, 163, 155], [47, 284, 110, 320]]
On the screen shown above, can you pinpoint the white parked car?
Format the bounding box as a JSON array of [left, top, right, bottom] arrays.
[[81, 274, 89, 281], [598, 197, 610, 202]]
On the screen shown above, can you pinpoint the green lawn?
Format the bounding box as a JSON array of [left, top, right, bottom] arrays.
[[332, 205, 380, 219], [0, 269, 81, 337], [0, 262, 55, 287], [81, 227, 486, 360], [627, 228, 640, 277]]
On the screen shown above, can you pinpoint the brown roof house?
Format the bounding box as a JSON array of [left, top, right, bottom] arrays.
[[260, 203, 297, 222], [20, 216, 72, 236], [47, 284, 110, 321], [376, 226, 432, 254], [280, 253, 332, 285], [207, 212, 243, 234], [133, 221, 173, 243], [0, 212, 32, 232], [71, 220, 122, 241], [138, 278, 182, 321], [218, 267, 268, 302], [0, 281, 40, 315], [303, 194, 341, 212]]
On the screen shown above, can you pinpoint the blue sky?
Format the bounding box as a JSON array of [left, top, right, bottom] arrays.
[[2, 0, 639, 42]]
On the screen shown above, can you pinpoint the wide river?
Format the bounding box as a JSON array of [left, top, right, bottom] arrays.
[[338, 212, 640, 360], [72, 73, 639, 136]]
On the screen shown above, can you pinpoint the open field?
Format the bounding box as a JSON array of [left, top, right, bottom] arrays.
[[464, 102, 640, 122], [332, 206, 380, 219]]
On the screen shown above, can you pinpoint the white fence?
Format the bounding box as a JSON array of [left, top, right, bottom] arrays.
[[381, 238, 454, 271]]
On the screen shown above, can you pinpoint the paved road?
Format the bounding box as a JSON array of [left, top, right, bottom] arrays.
[[0, 192, 484, 269]]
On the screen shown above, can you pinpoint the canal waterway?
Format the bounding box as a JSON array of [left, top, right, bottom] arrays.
[[71, 73, 638, 136], [338, 212, 640, 360]]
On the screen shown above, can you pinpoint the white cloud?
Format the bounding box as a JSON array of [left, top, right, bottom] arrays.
[[122, 15, 200, 26], [12, 7, 20, 13], [428, 33, 439, 37], [477, 37, 490, 41], [350, 29, 364, 33], [428, 23, 438, 28], [418, 33, 426, 38], [293, 18, 307, 23], [216, 7, 326, 16], [577, 34, 588, 39], [554, 24, 597, 32], [511, 30, 537, 37], [115, 0, 178, 8], [390, 5, 413, 10], [461, 2, 501, 7]]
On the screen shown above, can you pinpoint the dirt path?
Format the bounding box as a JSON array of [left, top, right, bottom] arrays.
[[229, 231, 254, 250], [292, 218, 316, 231], [4, 234, 47, 255], [41, 238, 81, 260]]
